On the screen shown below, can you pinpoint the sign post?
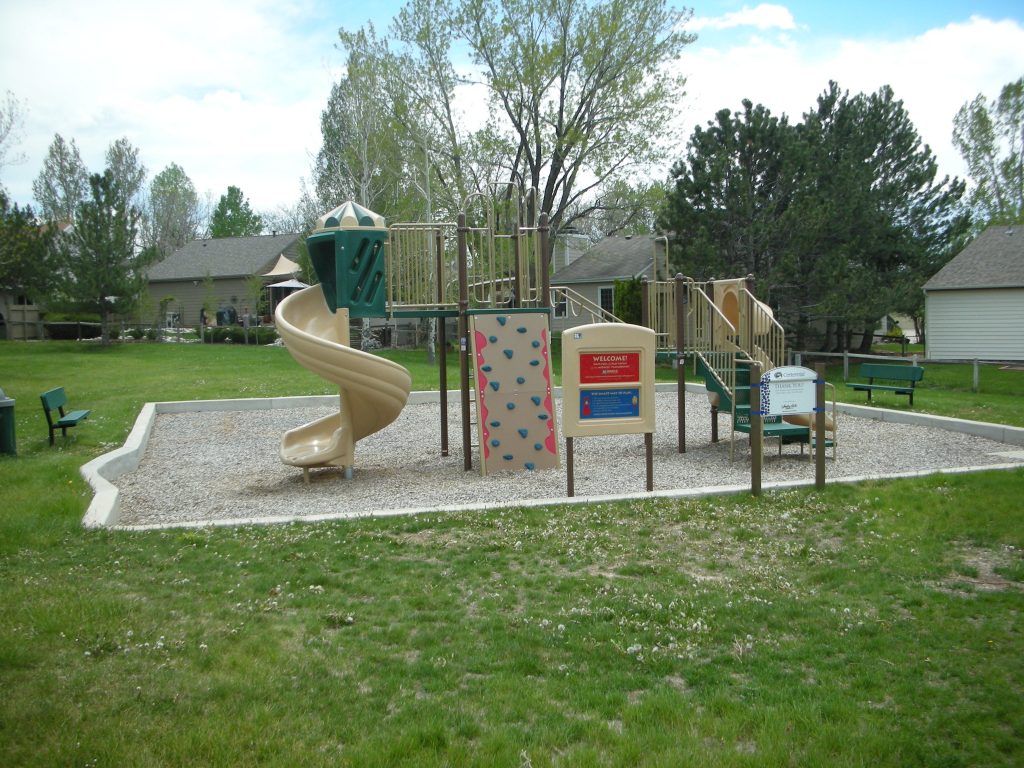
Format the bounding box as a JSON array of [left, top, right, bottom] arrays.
[[755, 364, 827, 491], [562, 324, 656, 497]]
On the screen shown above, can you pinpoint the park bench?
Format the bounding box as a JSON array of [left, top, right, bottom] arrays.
[[40, 387, 91, 445], [848, 363, 925, 406]]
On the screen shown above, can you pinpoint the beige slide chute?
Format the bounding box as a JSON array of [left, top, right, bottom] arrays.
[[275, 285, 412, 480]]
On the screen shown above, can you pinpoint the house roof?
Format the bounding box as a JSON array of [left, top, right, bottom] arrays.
[[924, 226, 1024, 291], [552, 235, 665, 284], [147, 233, 301, 282]]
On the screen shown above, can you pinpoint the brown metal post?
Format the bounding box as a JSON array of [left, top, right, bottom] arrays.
[[539, 213, 551, 308], [815, 362, 826, 489], [437, 228, 449, 457], [566, 437, 574, 497], [750, 361, 762, 497], [512, 221, 522, 308], [711, 404, 719, 443], [645, 432, 654, 492], [675, 274, 686, 453], [458, 213, 472, 471]]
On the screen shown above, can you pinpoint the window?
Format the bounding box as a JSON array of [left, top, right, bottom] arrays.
[[554, 295, 567, 318], [599, 286, 614, 315]]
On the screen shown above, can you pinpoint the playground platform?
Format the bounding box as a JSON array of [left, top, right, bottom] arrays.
[[84, 387, 1024, 530]]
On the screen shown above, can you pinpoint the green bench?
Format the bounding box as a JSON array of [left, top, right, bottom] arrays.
[[40, 387, 91, 445], [849, 363, 925, 406]]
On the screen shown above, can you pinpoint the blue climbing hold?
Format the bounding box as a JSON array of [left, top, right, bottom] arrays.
[[516, 376, 526, 385], [489, 420, 501, 428], [506, 402, 516, 410], [503, 454, 514, 461], [538, 413, 549, 421], [525, 462, 535, 470], [489, 335, 498, 343], [497, 316, 507, 326], [517, 326, 527, 333], [481, 364, 492, 372], [534, 443, 543, 451], [518, 428, 529, 438], [503, 349, 514, 359], [531, 395, 541, 406], [529, 360, 540, 366], [491, 439, 501, 447], [531, 340, 541, 348], [490, 381, 500, 392]]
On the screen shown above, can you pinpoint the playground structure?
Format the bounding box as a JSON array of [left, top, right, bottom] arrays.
[[275, 196, 836, 481]]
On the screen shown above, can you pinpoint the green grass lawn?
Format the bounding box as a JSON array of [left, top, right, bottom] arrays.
[[1, 339, 1023, 766]]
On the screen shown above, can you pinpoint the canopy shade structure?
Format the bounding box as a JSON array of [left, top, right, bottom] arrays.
[[266, 278, 309, 290], [262, 254, 301, 277]]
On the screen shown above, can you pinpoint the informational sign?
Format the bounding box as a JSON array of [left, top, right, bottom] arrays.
[[579, 352, 640, 384], [562, 324, 655, 438], [580, 388, 640, 420], [759, 366, 817, 417]]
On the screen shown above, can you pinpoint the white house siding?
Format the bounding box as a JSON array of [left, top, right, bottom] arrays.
[[925, 288, 1024, 361]]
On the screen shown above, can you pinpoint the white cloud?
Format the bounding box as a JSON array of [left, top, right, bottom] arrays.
[[689, 4, 798, 33], [677, 15, 1024, 183], [0, 0, 341, 212]]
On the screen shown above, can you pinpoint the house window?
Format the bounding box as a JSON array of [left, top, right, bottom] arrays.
[[599, 286, 614, 315], [554, 295, 567, 318]]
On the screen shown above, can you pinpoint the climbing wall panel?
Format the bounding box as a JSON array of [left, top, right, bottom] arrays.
[[470, 313, 559, 476]]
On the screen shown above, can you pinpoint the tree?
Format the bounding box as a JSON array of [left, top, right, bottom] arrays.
[[144, 163, 201, 260], [54, 171, 151, 344], [32, 134, 89, 223], [209, 186, 262, 238], [458, 0, 693, 233], [0, 90, 28, 186], [322, 0, 694, 234], [0, 192, 57, 302], [105, 137, 147, 207], [953, 76, 1024, 228], [659, 100, 797, 281]]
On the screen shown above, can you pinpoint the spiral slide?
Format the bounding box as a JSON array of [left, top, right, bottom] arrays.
[[275, 285, 412, 479]]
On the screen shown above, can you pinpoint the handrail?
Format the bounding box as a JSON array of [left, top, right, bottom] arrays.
[[549, 285, 623, 324]]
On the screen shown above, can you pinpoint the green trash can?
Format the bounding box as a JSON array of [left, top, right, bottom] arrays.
[[0, 387, 15, 456]]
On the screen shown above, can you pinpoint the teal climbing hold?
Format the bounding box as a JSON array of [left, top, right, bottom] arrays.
[[490, 381, 500, 392], [531, 395, 541, 406], [491, 439, 501, 447], [531, 340, 541, 348], [517, 326, 527, 333], [517, 428, 528, 438], [482, 364, 492, 372], [497, 316, 507, 326], [516, 376, 526, 384], [529, 360, 540, 366], [503, 349, 514, 359], [506, 402, 516, 410], [525, 462, 535, 470], [534, 443, 543, 450], [489, 420, 501, 428], [503, 454, 514, 461], [489, 335, 498, 343], [538, 413, 549, 420]]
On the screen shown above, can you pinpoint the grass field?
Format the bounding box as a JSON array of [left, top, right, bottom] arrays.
[[1, 340, 1023, 766]]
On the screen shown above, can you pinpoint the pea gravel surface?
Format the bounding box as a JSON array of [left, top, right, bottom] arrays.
[[110, 391, 1024, 528]]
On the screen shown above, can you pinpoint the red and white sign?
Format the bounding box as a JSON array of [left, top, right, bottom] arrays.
[[579, 352, 640, 384]]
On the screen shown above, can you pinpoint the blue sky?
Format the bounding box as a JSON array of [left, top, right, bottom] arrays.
[[1, 1, 1023, 215]]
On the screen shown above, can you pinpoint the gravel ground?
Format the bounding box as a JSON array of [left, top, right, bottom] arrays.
[[112, 392, 1024, 528]]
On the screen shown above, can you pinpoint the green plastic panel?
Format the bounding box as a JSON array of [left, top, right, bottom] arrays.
[[307, 228, 388, 318]]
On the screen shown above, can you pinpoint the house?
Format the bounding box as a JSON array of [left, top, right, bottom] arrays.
[[146, 233, 302, 326], [923, 225, 1024, 361], [550, 234, 668, 334]]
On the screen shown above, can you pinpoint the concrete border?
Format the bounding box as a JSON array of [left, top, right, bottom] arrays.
[[80, 384, 1024, 530]]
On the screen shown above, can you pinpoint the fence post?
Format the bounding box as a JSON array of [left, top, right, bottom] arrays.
[[973, 359, 980, 393], [843, 350, 849, 381]]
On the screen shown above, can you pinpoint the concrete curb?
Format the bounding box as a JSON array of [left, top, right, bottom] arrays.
[[81, 386, 1024, 529]]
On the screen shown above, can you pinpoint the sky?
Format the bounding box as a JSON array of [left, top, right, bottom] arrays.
[[1, 0, 1023, 218]]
